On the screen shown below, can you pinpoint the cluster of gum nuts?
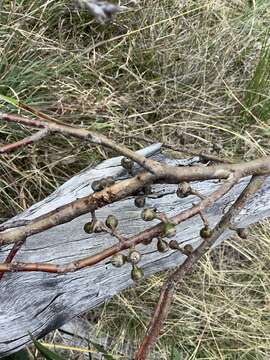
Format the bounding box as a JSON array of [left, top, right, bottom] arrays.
[[82, 157, 215, 282]]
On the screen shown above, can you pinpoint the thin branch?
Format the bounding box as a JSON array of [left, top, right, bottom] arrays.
[[2, 113, 270, 183], [126, 135, 234, 164], [0, 129, 49, 154], [0, 173, 240, 273], [198, 210, 209, 227], [0, 171, 155, 246], [0, 237, 26, 280], [0, 220, 31, 232], [161, 143, 234, 164], [0, 112, 162, 175], [134, 174, 267, 360]]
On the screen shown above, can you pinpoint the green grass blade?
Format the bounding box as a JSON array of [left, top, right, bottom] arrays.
[[0, 94, 19, 107], [30, 336, 66, 360]]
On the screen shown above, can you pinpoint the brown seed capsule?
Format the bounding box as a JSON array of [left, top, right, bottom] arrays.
[[183, 244, 193, 256], [134, 196, 146, 208], [141, 208, 156, 221], [163, 223, 176, 238], [200, 226, 212, 239], [105, 215, 118, 231], [128, 250, 141, 264], [157, 238, 169, 253], [131, 265, 144, 281], [111, 253, 126, 267], [121, 157, 134, 171], [176, 182, 192, 198], [237, 228, 248, 239], [169, 240, 180, 250], [84, 221, 94, 234]]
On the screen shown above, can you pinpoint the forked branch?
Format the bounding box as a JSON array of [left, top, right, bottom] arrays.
[[134, 175, 267, 360]]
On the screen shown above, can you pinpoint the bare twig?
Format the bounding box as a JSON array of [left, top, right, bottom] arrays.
[[198, 210, 209, 227], [125, 135, 234, 164], [161, 143, 234, 164], [0, 237, 26, 280], [0, 129, 49, 154], [0, 112, 162, 175], [134, 175, 267, 360], [2, 113, 270, 183]]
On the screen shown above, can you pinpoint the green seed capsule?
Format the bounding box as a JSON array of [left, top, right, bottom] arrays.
[[111, 253, 126, 267], [121, 157, 134, 171], [131, 265, 144, 281], [200, 226, 212, 239], [141, 208, 156, 221], [163, 223, 176, 238], [105, 215, 118, 231], [134, 196, 146, 208], [176, 182, 192, 198], [84, 221, 94, 234], [128, 250, 141, 264], [157, 238, 169, 253]]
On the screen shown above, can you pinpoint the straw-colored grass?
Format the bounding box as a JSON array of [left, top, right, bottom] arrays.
[[1, 1, 270, 359]]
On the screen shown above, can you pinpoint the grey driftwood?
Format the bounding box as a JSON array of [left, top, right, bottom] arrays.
[[0, 143, 270, 356]]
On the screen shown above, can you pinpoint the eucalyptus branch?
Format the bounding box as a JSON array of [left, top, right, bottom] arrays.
[[2, 112, 270, 183], [0, 112, 162, 175], [0, 138, 270, 247], [134, 175, 267, 360], [0, 173, 240, 274]]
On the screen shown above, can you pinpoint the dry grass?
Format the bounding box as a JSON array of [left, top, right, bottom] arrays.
[[1, 0, 270, 359]]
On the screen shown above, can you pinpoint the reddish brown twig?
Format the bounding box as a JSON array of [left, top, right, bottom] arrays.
[[0, 237, 26, 280], [134, 175, 267, 360], [0, 173, 240, 273], [0, 129, 49, 154]]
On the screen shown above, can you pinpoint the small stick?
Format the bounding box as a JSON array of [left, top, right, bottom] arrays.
[[198, 210, 209, 227], [0, 112, 162, 175], [0, 129, 49, 154], [0, 237, 26, 280], [161, 143, 234, 164]]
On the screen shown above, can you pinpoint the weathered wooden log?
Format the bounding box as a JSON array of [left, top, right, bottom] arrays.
[[0, 144, 269, 356]]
